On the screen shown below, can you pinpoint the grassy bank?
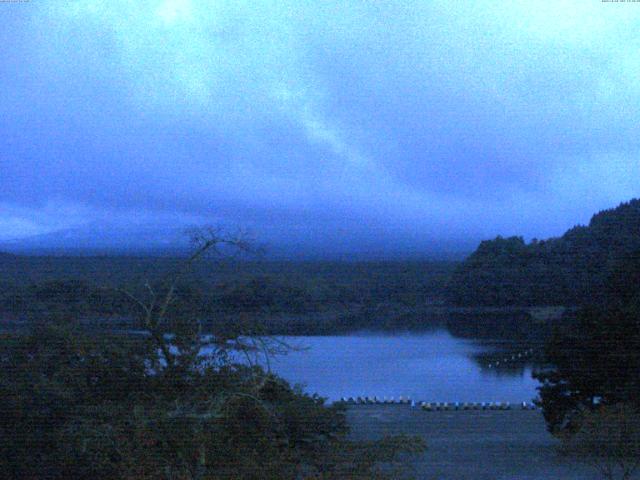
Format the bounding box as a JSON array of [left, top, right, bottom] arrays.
[[346, 405, 603, 479]]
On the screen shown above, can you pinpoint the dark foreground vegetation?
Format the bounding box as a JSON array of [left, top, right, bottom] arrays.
[[441, 197, 640, 478], [0, 231, 425, 479], [0, 323, 423, 479], [529, 210, 640, 479], [534, 248, 640, 429], [533, 286, 640, 478]]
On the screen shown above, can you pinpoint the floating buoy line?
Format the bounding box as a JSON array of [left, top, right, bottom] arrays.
[[333, 347, 543, 411], [336, 397, 537, 411], [486, 347, 538, 369]]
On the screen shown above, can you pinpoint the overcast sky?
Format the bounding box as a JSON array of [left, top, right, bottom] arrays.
[[1, 0, 639, 256]]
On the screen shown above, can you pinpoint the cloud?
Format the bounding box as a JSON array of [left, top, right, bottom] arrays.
[[1, 0, 639, 254]]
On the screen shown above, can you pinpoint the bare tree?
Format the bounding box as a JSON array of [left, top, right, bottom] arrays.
[[120, 226, 286, 373], [116, 227, 294, 479]]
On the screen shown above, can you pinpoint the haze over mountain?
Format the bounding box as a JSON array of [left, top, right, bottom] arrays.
[[2, 1, 640, 256], [0, 223, 472, 259]]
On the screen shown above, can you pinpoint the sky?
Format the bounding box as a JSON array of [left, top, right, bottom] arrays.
[[1, 0, 639, 257]]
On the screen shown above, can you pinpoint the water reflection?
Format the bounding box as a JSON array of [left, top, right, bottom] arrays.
[[268, 330, 540, 403], [471, 343, 545, 376]]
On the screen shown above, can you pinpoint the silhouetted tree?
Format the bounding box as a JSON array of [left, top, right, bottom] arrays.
[[562, 404, 640, 480], [0, 227, 424, 479], [534, 252, 640, 435]]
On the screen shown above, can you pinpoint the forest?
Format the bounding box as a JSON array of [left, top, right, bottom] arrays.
[[0, 256, 456, 334], [446, 199, 640, 307]]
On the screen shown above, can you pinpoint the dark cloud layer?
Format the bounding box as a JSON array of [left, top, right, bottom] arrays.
[[1, 1, 639, 256]]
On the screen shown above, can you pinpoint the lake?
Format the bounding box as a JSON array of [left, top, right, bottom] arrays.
[[266, 330, 540, 403], [15, 323, 540, 404]]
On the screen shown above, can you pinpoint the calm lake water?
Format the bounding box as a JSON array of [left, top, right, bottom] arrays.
[[266, 330, 540, 403]]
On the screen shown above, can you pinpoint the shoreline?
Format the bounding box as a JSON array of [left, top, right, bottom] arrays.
[[346, 405, 601, 479]]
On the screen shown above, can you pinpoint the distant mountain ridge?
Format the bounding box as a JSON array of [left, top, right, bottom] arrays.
[[0, 224, 191, 256], [446, 198, 640, 306], [0, 224, 473, 260]]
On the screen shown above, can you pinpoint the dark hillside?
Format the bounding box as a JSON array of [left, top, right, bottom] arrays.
[[447, 199, 640, 306]]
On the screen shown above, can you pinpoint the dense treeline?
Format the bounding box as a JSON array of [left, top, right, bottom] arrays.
[[0, 257, 454, 304], [0, 260, 456, 333], [533, 242, 640, 474], [447, 199, 640, 306]]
